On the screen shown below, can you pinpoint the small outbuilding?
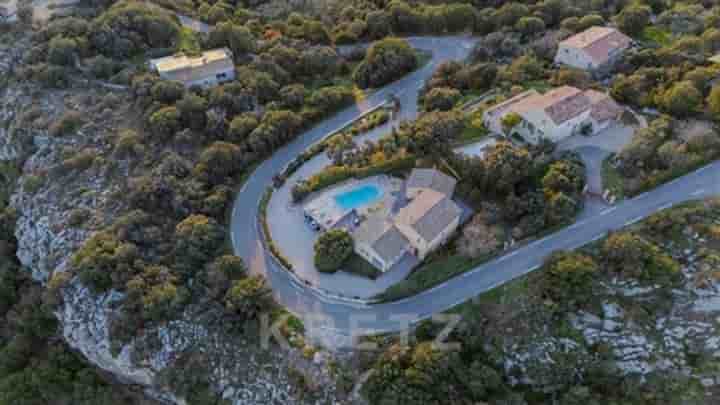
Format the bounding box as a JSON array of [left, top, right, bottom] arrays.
[[149, 48, 235, 88], [555, 26, 632, 75]]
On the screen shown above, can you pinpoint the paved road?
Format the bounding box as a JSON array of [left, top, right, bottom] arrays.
[[231, 36, 720, 345]]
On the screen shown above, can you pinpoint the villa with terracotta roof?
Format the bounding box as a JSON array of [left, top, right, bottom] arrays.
[[482, 86, 624, 144], [352, 169, 461, 272], [149, 48, 235, 88], [555, 26, 632, 74]]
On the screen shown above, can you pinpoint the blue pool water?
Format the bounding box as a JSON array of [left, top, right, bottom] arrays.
[[334, 185, 382, 211]]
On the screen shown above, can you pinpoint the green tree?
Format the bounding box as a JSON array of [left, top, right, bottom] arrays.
[[151, 80, 185, 104], [174, 215, 225, 276], [47, 36, 78, 66], [314, 229, 353, 273], [483, 141, 532, 195], [540, 251, 598, 309], [614, 4, 651, 36], [602, 231, 682, 285], [207, 22, 255, 56], [423, 87, 461, 112], [72, 231, 139, 292], [515, 16, 546, 37], [225, 275, 272, 318], [228, 113, 259, 143], [176, 93, 208, 131], [707, 85, 720, 118], [148, 106, 182, 141], [658, 80, 701, 117], [126, 265, 180, 320], [205, 255, 247, 298], [194, 141, 244, 185], [353, 37, 418, 89], [501, 112, 522, 136]]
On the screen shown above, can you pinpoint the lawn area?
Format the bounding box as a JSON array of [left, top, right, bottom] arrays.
[[456, 122, 489, 146], [342, 254, 383, 280], [375, 254, 492, 302], [640, 26, 672, 47], [602, 155, 626, 200], [453, 109, 489, 147], [176, 27, 201, 54]]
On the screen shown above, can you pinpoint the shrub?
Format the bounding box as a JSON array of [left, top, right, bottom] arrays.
[[423, 87, 461, 112], [47, 36, 78, 66], [601, 231, 682, 285], [539, 251, 598, 309], [314, 229, 354, 273], [148, 106, 182, 141], [90, 2, 180, 58], [353, 38, 418, 89], [225, 275, 272, 317], [49, 111, 85, 136], [23, 175, 43, 194]]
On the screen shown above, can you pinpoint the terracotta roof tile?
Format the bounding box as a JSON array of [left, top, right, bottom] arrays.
[[560, 26, 631, 65]]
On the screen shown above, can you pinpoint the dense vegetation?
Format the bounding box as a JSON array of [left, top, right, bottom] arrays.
[[0, 173, 156, 404], [6, 0, 720, 403], [363, 199, 720, 405], [313, 229, 354, 273], [353, 37, 418, 89]]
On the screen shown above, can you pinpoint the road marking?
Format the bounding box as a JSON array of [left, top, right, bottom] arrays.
[[657, 202, 674, 211], [691, 189, 705, 196], [696, 165, 711, 174], [498, 251, 519, 262], [600, 207, 617, 216], [624, 215, 643, 226]]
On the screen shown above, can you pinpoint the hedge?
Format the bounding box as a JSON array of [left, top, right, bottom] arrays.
[[292, 156, 415, 202]]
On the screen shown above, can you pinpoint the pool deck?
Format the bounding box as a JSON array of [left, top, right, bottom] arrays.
[[303, 176, 400, 231], [266, 118, 417, 298]]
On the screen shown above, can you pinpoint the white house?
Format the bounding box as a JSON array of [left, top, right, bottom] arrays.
[[395, 189, 461, 261], [149, 48, 235, 88], [555, 26, 632, 74], [482, 86, 624, 144], [352, 169, 462, 272], [353, 217, 410, 273]]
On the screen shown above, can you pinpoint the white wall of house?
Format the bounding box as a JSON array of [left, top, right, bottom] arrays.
[[510, 110, 593, 145], [355, 241, 408, 273], [483, 113, 504, 136], [554, 45, 598, 70], [166, 69, 236, 89]]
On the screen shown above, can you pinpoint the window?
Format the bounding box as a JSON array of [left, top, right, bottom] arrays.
[[216, 72, 228, 80]]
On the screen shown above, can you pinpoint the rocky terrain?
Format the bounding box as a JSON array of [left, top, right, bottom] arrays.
[[0, 30, 346, 405]]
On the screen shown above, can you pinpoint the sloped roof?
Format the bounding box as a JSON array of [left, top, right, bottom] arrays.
[[510, 86, 592, 125], [396, 190, 461, 243], [584, 89, 624, 122], [406, 169, 457, 197], [353, 215, 409, 264], [488, 86, 622, 127], [560, 26, 632, 65], [150, 48, 234, 84]]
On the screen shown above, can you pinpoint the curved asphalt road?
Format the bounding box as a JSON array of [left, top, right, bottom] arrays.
[[231, 36, 720, 343]]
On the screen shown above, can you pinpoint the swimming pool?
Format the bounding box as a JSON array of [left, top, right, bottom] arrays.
[[334, 184, 382, 211]]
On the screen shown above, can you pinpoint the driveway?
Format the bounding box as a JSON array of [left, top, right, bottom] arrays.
[[454, 137, 498, 159], [266, 116, 408, 299], [558, 123, 635, 195]]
